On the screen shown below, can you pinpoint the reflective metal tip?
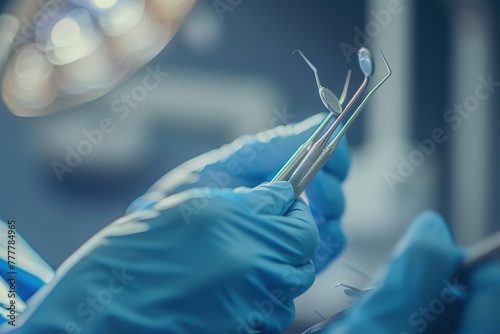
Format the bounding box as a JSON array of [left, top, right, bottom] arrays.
[[358, 47, 374, 77]]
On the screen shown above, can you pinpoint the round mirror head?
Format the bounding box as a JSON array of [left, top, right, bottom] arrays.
[[320, 87, 342, 115], [358, 47, 374, 77]]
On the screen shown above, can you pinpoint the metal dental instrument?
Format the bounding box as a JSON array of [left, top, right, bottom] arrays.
[[272, 51, 351, 183], [302, 229, 500, 334], [334, 283, 366, 298], [292, 49, 345, 116], [272, 47, 392, 198]]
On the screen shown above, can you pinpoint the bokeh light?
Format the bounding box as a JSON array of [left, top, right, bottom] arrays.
[[1, 0, 196, 116], [92, 0, 118, 10]]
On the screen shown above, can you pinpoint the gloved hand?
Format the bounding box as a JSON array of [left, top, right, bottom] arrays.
[[128, 113, 350, 272], [5, 183, 320, 334], [0, 219, 54, 325], [456, 261, 500, 333], [316, 211, 500, 334]]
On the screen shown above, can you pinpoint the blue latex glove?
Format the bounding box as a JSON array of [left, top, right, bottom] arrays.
[[316, 211, 500, 333], [455, 262, 500, 333], [128, 113, 350, 272], [4, 183, 320, 334], [0, 219, 54, 326]]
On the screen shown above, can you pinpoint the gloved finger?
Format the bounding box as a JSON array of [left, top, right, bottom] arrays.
[[151, 184, 316, 263], [313, 218, 345, 272], [258, 198, 319, 266], [227, 299, 296, 334], [306, 169, 345, 221], [180, 183, 318, 266], [324, 211, 464, 333], [217, 185, 320, 267], [271, 260, 316, 302], [457, 261, 500, 333]]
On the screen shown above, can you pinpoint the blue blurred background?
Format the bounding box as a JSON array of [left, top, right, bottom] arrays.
[[0, 0, 499, 332]]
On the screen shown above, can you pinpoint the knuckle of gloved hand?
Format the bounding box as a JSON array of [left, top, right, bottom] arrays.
[[263, 192, 292, 214], [295, 260, 316, 289], [274, 262, 316, 305]]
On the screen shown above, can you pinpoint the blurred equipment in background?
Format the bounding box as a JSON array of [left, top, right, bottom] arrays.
[[0, 0, 195, 116]]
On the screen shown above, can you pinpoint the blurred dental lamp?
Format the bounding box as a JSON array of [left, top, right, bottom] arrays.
[[0, 0, 196, 117]]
